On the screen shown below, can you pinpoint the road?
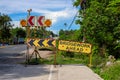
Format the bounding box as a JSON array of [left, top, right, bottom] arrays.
[[0, 45, 103, 80], [0, 44, 26, 64], [0, 44, 56, 80]]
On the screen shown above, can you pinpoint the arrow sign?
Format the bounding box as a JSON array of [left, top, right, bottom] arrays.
[[28, 39, 34, 46], [33, 39, 40, 47], [28, 16, 35, 26], [27, 38, 56, 47], [37, 16, 45, 26], [43, 39, 49, 47], [47, 39, 56, 47], [38, 39, 44, 46]]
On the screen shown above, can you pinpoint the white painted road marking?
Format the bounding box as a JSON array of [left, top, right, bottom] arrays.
[[48, 65, 54, 80]]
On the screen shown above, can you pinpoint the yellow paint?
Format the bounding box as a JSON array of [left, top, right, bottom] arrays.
[[52, 40, 56, 47], [33, 39, 40, 47], [43, 39, 49, 47], [58, 40, 92, 54], [88, 53, 93, 67]]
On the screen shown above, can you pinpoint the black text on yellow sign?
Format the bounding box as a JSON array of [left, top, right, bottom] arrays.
[[58, 40, 92, 54]]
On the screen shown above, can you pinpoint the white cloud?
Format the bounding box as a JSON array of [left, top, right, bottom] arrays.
[[11, 21, 20, 28], [0, 0, 70, 14], [0, 0, 78, 30], [43, 8, 77, 24]]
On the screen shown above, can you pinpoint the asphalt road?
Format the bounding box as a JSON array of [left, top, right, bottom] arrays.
[[0, 44, 26, 64], [0, 45, 103, 80]]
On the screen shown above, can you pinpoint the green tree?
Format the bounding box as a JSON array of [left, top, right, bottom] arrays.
[[16, 28, 26, 38], [0, 13, 12, 43], [74, 0, 120, 58], [11, 27, 26, 38]]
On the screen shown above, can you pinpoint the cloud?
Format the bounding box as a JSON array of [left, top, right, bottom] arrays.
[[44, 8, 77, 25], [11, 21, 20, 27], [0, 0, 79, 31], [0, 0, 70, 14], [0, 0, 77, 23]]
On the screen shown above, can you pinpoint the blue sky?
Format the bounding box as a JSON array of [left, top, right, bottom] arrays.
[[0, 0, 80, 34]]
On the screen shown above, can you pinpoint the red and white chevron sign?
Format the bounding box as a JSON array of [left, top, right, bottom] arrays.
[[37, 16, 45, 26], [27, 16, 45, 27], [27, 16, 35, 26]]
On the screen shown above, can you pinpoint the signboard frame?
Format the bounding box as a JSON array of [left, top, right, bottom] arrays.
[[58, 40, 92, 54]]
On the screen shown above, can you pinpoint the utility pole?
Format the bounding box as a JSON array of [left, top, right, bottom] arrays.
[[80, 0, 86, 42]]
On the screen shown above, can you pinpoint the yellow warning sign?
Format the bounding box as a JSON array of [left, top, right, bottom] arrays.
[[58, 40, 92, 54]]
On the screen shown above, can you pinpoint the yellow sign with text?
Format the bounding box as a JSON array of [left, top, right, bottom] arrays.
[[58, 40, 92, 54]]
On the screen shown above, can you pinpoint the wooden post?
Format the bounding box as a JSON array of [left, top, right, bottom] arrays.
[[25, 9, 32, 66], [25, 44, 30, 66], [54, 47, 57, 68]]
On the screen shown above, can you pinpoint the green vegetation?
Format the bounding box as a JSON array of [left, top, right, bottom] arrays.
[[100, 62, 120, 80], [27, 58, 52, 65], [29, 27, 55, 38], [27, 51, 89, 65], [0, 13, 57, 44], [73, 0, 120, 58], [0, 13, 12, 43], [72, 0, 120, 80]]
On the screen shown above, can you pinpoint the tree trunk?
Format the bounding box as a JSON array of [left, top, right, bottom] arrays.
[[99, 44, 107, 57]]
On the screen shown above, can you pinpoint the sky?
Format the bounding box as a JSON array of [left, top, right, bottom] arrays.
[[0, 0, 80, 34]]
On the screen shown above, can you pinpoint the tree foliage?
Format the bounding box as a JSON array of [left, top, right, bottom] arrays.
[[0, 13, 12, 42], [29, 27, 56, 38], [59, 29, 78, 41], [11, 27, 26, 38], [73, 0, 120, 58]]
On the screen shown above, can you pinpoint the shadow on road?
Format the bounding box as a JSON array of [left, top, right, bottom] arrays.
[[0, 45, 57, 80], [0, 65, 55, 80], [0, 53, 56, 80]]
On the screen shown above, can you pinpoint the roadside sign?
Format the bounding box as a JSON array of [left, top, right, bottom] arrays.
[[20, 19, 27, 27], [58, 40, 92, 54], [26, 16, 52, 27], [37, 16, 45, 26], [27, 38, 56, 47], [27, 16, 35, 26]]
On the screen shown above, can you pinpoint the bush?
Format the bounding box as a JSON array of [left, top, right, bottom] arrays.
[[100, 61, 120, 80]]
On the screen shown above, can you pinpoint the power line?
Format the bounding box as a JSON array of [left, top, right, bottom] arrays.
[[68, 10, 79, 30]]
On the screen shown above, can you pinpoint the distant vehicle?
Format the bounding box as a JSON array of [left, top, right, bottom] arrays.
[[18, 38, 25, 44]]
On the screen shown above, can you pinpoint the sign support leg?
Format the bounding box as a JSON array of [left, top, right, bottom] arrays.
[[88, 53, 92, 67], [29, 49, 35, 61], [54, 47, 57, 68], [29, 47, 42, 64], [25, 45, 30, 67]]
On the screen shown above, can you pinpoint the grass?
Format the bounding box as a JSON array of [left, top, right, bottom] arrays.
[[27, 57, 54, 65], [27, 56, 88, 65], [27, 51, 90, 65], [100, 61, 120, 80]]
